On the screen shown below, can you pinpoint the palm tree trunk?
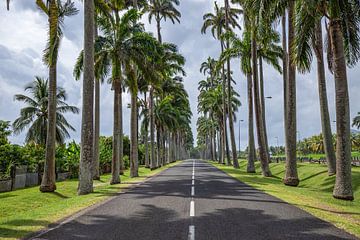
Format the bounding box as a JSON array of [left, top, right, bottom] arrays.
[[252, 28, 271, 177], [213, 128, 217, 161], [284, 1, 299, 186], [282, 13, 288, 136], [93, 22, 100, 180], [217, 129, 221, 163], [144, 93, 150, 168], [150, 86, 156, 170], [226, 49, 239, 168], [313, 20, 336, 176], [130, 90, 139, 177], [224, 0, 238, 168], [220, 42, 231, 166], [40, 0, 58, 193], [259, 56, 270, 162], [111, 81, 121, 184], [78, 0, 95, 194], [119, 85, 124, 175], [156, 18, 162, 43], [40, 64, 57, 192], [329, 7, 353, 200], [247, 73, 256, 173]]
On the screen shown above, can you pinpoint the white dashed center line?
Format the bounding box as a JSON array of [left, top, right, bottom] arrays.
[[188, 159, 196, 240]]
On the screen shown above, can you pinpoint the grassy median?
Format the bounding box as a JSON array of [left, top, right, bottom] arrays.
[[210, 160, 360, 237], [0, 162, 179, 240]]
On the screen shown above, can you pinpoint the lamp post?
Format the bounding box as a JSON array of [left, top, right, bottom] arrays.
[[275, 136, 279, 155], [238, 119, 244, 152]]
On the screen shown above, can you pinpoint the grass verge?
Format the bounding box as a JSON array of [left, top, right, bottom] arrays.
[[0, 162, 180, 240], [209, 160, 360, 237]]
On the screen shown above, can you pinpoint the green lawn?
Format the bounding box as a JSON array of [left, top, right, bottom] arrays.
[[273, 152, 360, 159], [0, 162, 179, 240], [210, 160, 360, 238]]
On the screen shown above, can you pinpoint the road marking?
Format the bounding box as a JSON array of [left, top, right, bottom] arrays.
[[190, 200, 195, 217], [191, 186, 195, 196], [192, 179, 194, 185], [188, 225, 195, 240]]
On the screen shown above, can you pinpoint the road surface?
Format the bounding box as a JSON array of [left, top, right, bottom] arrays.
[[31, 159, 357, 240]]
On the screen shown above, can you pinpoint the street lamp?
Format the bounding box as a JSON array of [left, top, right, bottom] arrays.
[[238, 119, 244, 151], [275, 136, 279, 155]]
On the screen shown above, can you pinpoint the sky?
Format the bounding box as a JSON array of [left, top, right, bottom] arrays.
[[0, 1, 360, 149]]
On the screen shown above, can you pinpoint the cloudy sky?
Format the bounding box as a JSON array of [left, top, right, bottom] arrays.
[[1, 1, 360, 149]]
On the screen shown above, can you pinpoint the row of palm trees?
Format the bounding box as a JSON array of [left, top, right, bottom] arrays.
[[5, 0, 192, 195], [197, 0, 359, 201]]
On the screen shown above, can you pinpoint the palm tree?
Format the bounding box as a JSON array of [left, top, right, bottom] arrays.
[[125, 32, 163, 177], [13, 77, 79, 146], [200, 57, 218, 161], [78, 0, 95, 195], [223, 0, 242, 169], [221, 28, 255, 172], [353, 113, 360, 129], [147, 0, 181, 43], [147, 0, 182, 169], [36, 0, 78, 193], [291, 0, 359, 200], [202, 2, 241, 166], [293, 11, 336, 176], [90, 7, 147, 184]]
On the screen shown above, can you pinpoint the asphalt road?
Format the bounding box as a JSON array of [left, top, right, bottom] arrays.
[[31, 159, 357, 240]]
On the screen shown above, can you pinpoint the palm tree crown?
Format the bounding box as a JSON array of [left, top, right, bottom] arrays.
[[13, 77, 79, 145]]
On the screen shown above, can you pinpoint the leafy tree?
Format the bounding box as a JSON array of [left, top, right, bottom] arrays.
[[0, 121, 11, 146]]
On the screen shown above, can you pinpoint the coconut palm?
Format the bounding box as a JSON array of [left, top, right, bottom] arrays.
[[36, 0, 78, 193], [13, 77, 79, 146]]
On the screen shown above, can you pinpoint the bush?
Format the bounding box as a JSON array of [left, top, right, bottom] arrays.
[[23, 144, 45, 173], [123, 155, 130, 169], [0, 144, 25, 178]]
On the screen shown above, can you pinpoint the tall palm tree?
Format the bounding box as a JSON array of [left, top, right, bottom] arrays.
[[13, 77, 79, 146], [293, 11, 336, 176], [292, 0, 359, 200], [223, 0, 241, 169], [147, 0, 181, 169], [200, 57, 218, 161], [202, 2, 241, 166], [236, 0, 273, 176], [89, 8, 147, 183], [78, 0, 95, 195], [36, 0, 78, 193], [125, 31, 163, 177], [147, 0, 181, 43]]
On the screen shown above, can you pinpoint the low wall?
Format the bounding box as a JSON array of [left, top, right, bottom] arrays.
[[0, 180, 11, 193]]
